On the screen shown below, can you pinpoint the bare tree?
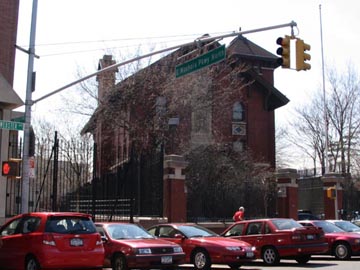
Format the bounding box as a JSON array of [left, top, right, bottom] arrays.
[[285, 63, 360, 176]]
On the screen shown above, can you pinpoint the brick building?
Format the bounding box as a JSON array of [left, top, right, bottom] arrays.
[[84, 36, 289, 174], [83, 35, 289, 218], [0, 0, 24, 223]]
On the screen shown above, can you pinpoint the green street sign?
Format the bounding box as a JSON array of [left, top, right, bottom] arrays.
[[0, 120, 24, 131], [176, 44, 226, 78]]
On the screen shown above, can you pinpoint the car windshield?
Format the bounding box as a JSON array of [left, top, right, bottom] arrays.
[[313, 221, 345, 233], [334, 221, 360, 232], [45, 216, 96, 234], [178, 225, 218, 238], [272, 219, 302, 230], [107, 224, 154, 239]]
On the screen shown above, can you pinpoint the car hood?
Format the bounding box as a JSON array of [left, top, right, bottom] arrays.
[[113, 238, 180, 248], [189, 236, 251, 247]]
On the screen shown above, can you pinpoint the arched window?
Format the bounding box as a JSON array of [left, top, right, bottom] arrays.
[[233, 102, 244, 121]]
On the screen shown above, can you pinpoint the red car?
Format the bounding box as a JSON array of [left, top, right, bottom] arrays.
[[96, 222, 185, 270], [300, 220, 360, 259], [221, 218, 328, 265], [147, 223, 256, 270], [0, 212, 104, 270]]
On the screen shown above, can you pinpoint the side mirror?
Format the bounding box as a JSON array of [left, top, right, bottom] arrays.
[[174, 233, 184, 239]]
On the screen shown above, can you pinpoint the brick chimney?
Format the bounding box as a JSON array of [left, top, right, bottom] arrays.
[[97, 55, 118, 102]]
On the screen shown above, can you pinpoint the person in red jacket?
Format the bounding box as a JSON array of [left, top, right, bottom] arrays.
[[233, 206, 245, 221]]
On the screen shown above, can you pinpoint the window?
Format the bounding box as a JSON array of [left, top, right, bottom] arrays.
[[225, 224, 244, 237], [0, 218, 21, 236], [156, 96, 166, 116], [233, 102, 244, 121], [246, 222, 262, 235]]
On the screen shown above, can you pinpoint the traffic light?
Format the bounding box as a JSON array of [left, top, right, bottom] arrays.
[[326, 187, 336, 199], [1, 161, 18, 177], [276, 35, 291, 68], [295, 38, 311, 71]]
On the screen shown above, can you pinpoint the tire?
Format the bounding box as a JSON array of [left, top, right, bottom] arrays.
[[295, 255, 311, 264], [25, 257, 40, 270], [262, 246, 280, 265], [192, 249, 211, 270], [112, 254, 128, 270], [228, 263, 242, 269], [334, 242, 351, 260]]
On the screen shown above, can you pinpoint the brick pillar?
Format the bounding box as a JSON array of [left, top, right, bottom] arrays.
[[322, 173, 344, 219], [275, 169, 299, 219], [163, 155, 188, 222]]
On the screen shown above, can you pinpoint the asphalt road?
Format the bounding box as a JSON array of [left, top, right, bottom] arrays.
[[104, 255, 360, 270]]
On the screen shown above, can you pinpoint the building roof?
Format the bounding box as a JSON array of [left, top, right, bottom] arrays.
[[228, 35, 280, 67], [0, 72, 23, 110]]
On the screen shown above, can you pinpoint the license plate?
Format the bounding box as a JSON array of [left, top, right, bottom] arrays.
[[161, 256, 172, 264], [246, 252, 254, 258], [70, 238, 83, 246], [307, 234, 315, 240]]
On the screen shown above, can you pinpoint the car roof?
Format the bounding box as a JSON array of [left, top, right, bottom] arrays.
[[235, 218, 295, 223]]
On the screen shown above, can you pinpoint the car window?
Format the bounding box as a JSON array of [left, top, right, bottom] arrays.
[[312, 221, 344, 233], [0, 218, 21, 236], [45, 216, 96, 234], [158, 226, 178, 238], [224, 224, 244, 236], [334, 221, 360, 232], [178, 225, 218, 237], [22, 217, 41, 234], [264, 223, 272, 234], [272, 219, 302, 230], [246, 222, 262, 235], [106, 224, 153, 239]]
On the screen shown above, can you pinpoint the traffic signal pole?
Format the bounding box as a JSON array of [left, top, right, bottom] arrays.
[[21, 0, 38, 213], [21, 18, 297, 213]]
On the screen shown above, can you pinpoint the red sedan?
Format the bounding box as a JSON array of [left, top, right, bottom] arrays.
[[300, 220, 360, 259], [96, 222, 185, 270], [147, 223, 256, 270], [0, 212, 104, 270], [221, 218, 328, 265]]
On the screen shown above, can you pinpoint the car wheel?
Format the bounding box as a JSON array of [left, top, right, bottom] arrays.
[[228, 263, 242, 269], [295, 255, 311, 264], [262, 246, 280, 265], [192, 249, 211, 270], [25, 257, 40, 270], [334, 242, 351, 260], [112, 254, 128, 270]]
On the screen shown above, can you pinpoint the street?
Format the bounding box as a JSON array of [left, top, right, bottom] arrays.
[[105, 256, 360, 270]]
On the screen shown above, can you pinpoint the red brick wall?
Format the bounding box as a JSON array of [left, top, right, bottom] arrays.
[[0, 0, 19, 85]]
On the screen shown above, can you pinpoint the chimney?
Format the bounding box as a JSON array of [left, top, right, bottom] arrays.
[[97, 55, 118, 102]]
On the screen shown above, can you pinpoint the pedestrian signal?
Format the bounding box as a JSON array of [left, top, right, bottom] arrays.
[[2, 161, 18, 177]]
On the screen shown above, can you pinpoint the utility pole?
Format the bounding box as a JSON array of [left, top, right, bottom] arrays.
[[21, 0, 38, 213]]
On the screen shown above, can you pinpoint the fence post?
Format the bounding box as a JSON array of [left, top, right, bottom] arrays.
[[52, 131, 59, 211]]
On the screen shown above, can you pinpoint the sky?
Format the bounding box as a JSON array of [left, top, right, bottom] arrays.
[[13, 0, 360, 167]]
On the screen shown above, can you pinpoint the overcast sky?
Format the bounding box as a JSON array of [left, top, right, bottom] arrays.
[[13, 0, 360, 166]]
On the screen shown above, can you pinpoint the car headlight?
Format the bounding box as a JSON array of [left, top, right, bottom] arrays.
[[137, 248, 152, 254], [226, 246, 241, 251], [173, 246, 183, 253], [354, 239, 360, 244]]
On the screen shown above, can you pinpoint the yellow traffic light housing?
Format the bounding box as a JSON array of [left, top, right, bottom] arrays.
[[326, 187, 336, 199], [276, 35, 291, 68], [296, 38, 311, 71]]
